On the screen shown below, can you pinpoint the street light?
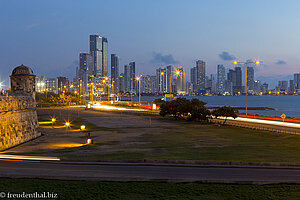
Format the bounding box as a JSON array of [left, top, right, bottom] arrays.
[[80, 125, 86, 131], [234, 60, 261, 117], [65, 121, 70, 127], [51, 118, 56, 128], [103, 78, 110, 101], [136, 76, 141, 104]]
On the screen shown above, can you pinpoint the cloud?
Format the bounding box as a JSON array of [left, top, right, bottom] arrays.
[[275, 60, 287, 65], [26, 23, 40, 29], [150, 52, 178, 64], [218, 51, 236, 61]]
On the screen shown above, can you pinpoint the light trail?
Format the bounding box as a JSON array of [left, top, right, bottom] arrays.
[[0, 154, 60, 161], [221, 117, 300, 129], [92, 104, 150, 112]]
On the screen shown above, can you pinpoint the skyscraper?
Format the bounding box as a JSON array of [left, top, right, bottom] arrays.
[[175, 68, 186, 94], [289, 80, 295, 94], [141, 75, 157, 94], [217, 65, 225, 94], [166, 65, 175, 93], [227, 67, 242, 95], [129, 62, 136, 93], [294, 73, 300, 92], [247, 67, 254, 94], [90, 35, 108, 77], [111, 54, 119, 93], [190, 67, 197, 93], [124, 65, 130, 93], [156, 68, 167, 93], [124, 62, 136, 93], [196, 60, 206, 93]]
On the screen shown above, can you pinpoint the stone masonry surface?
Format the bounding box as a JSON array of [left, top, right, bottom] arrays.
[[0, 96, 40, 151]]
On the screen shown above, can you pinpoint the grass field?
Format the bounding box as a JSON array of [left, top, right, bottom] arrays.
[[0, 178, 300, 200], [63, 119, 300, 162], [35, 109, 300, 163]]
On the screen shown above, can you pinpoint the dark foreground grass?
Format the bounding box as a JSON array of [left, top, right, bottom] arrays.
[[1, 178, 300, 200]]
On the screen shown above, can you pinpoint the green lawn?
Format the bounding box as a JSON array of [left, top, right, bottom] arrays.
[[0, 178, 299, 200], [64, 120, 300, 162], [39, 117, 101, 132]]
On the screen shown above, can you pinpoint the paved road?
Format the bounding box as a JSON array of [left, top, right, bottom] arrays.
[[1, 160, 300, 183], [213, 118, 300, 134]]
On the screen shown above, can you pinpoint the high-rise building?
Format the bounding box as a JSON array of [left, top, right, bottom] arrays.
[[211, 74, 217, 94], [175, 68, 186, 94], [196, 60, 206, 93], [289, 80, 295, 94], [124, 62, 136, 93], [141, 75, 157, 94], [217, 65, 225, 94], [261, 83, 268, 94], [247, 67, 254, 94], [254, 80, 261, 95], [190, 67, 197, 93], [294, 73, 300, 92], [119, 73, 125, 93], [111, 54, 119, 93], [90, 35, 108, 77], [36, 76, 58, 94], [57, 77, 69, 94], [156, 68, 167, 93], [166, 65, 175, 93], [79, 53, 92, 94], [227, 67, 242, 95], [124, 65, 130, 93], [129, 62, 136, 93], [277, 81, 288, 92], [225, 80, 233, 95]]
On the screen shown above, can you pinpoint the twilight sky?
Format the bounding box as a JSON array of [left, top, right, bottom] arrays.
[[1, 0, 300, 88]]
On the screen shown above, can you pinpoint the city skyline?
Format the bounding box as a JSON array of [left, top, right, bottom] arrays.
[[1, 0, 300, 88]]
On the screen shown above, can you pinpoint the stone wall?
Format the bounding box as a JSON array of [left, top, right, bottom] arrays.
[[0, 96, 40, 151]]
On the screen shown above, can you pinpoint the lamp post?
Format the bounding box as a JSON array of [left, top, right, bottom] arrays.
[[51, 118, 56, 128], [136, 76, 141, 104], [176, 69, 181, 94], [65, 121, 71, 133], [234, 60, 260, 117], [160, 71, 164, 93]]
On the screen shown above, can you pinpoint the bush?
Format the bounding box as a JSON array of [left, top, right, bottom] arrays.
[[212, 106, 238, 124], [159, 98, 210, 121], [153, 98, 165, 106]]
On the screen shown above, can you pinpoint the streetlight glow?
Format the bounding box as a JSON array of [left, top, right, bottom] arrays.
[[86, 138, 93, 144], [232, 58, 262, 117], [161, 72, 164, 75], [176, 70, 180, 75], [80, 125, 86, 131], [65, 122, 70, 127], [51, 118, 56, 122]]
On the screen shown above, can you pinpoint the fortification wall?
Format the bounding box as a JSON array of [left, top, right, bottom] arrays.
[[0, 96, 40, 151]]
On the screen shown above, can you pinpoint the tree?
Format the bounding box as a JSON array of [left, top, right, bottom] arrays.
[[159, 98, 210, 121], [212, 106, 238, 124], [153, 98, 165, 106], [190, 99, 211, 121]]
